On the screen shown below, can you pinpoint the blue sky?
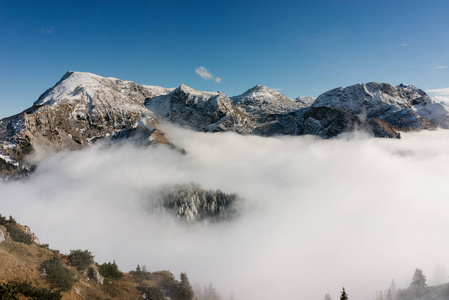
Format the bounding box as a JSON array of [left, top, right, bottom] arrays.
[[0, 0, 448, 118]]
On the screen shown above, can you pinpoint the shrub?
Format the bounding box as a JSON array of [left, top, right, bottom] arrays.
[[163, 273, 194, 300], [40, 243, 50, 249], [0, 214, 8, 226], [68, 249, 94, 271], [42, 255, 75, 291], [0, 214, 33, 244], [6, 224, 33, 245], [14, 281, 62, 300], [130, 264, 152, 281], [138, 286, 165, 300], [0, 283, 18, 300], [98, 261, 123, 279]]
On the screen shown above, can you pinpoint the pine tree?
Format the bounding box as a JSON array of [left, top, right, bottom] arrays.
[[177, 272, 194, 300], [386, 289, 392, 300], [411, 268, 426, 287], [203, 283, 221, 300], [324, 293, 332, 300], [387, 279, 396, 300], [375, 291, 384, 300], [340, 287, 348, 300], [390, 280, 396, 293]]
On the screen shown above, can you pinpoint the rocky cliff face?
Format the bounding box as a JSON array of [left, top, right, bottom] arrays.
[[1, 72, 447, 175]]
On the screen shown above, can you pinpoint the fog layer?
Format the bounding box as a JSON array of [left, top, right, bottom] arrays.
[[2, 125, 449, 299]]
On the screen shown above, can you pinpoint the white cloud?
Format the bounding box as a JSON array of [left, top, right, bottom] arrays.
[[435, 66, 448, 69], [426, 87, 449, 96], [400, 43, 409, 46], [41, 26, 54, 34], [432, 96, 449, 105], [195, 66, 214, 80], [427, 88, 449, 105], [195, 66, 221, 83], [3, 126, 449, 299]]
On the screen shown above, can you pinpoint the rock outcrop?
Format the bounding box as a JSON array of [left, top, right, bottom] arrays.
[[84, 264, 104, 284], [0, 225, 8, 243]]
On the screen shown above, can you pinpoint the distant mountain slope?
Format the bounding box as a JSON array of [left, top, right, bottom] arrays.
[[146, 84, 253, 133], [231, 85, 307, 116], [1, 71, 447, 176], [312, 82, 440, 131]]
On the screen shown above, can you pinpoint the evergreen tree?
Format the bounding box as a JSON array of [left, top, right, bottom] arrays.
[[387, 279, 396, 300], [390, 280, 396, 294], [177, 273, 194, 300], [340, 287, 348, 300], [324, 293, 332, 300], [411, 268, 426, 287], [386, 289, 392, 300], [203, 283, 221, 300], [375, 291, 384, 300]]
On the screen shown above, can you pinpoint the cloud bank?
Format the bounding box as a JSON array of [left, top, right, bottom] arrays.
[[2, 125, 449, 299], [195, 66, 221, 83], [427, 87, 449, 105]]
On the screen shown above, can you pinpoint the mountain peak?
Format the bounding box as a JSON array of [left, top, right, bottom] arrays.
[[245, 85, 278, 94], [33, 71, 114, 106], [231, 85, 307, 116], [175, 84, 220, 98]]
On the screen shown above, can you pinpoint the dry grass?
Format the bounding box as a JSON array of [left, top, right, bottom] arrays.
[[0, 238, 173, 299], [0, 239, 52, 286]]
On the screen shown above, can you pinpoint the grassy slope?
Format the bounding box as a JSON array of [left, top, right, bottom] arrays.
[[0, 235, 174, 299]]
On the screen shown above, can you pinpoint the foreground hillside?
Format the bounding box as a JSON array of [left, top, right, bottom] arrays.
[[0, 214, 197, 300]]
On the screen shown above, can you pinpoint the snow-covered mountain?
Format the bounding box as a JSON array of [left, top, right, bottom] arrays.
[[231, 85, 308, 116], [295, 96, 316, 106], [312, 82, 439, 131], [146, 84, 253, 133], [0, 71, 172, 173], [1, 71, 448, 176]]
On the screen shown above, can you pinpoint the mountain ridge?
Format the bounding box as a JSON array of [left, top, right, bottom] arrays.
[[1, 71, 448, 177]]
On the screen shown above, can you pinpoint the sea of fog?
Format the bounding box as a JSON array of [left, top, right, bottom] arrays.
[[2, 124, 449, 299]]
